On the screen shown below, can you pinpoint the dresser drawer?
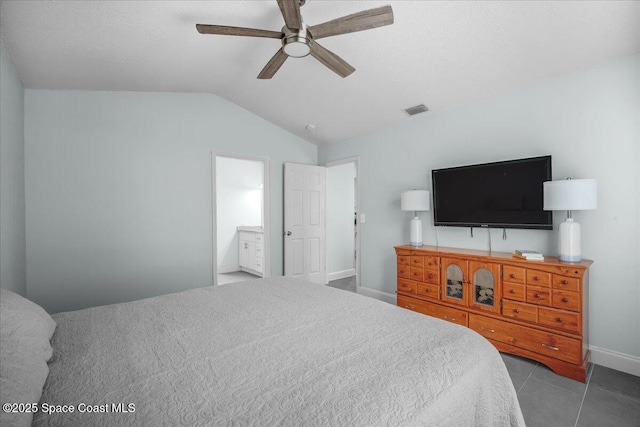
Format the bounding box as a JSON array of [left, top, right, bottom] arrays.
[[410, 256, 424, 268], [398, 278, 417, 295], [552, 290, 580, 312], [255, 243, 264, 258], [502, 300, 537, 323], [421, 302, 468, 327], [503, 266, 525, 284], [552, 275, 580, 292], [397, 295, 421, 312], [423, 270, 439, 285], [398, 264, 411, 279], [539, 307, 580, 334], [410, 267, 424, 282], [424, 256, 440, 270], [397, 255, 411, 266], [526, 285, 551, 306], [417, 283, 440, 300], [526, 270, 551, 287], [503, 282, 525, 301], [469, 314, 581, 364]]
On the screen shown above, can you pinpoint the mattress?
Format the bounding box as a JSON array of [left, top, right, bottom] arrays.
[[34, 277, 524, 426]]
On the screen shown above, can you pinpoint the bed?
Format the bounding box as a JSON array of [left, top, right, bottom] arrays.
[[1, 277, 524, 426]]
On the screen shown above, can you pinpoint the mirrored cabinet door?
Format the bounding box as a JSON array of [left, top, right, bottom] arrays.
[[441, 258, 468, 307], [469, 261, 501, 313]]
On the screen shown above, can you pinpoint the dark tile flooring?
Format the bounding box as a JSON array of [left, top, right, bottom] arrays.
[[328, 277, 640, 426], [327, 276, 356, 293], [503, 353, 640, 427]]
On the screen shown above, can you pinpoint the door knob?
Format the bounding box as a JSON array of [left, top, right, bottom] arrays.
[[285, 231, 292, 236]]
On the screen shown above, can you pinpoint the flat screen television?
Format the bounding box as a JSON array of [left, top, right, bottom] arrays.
[[432, 156, 552, 230]]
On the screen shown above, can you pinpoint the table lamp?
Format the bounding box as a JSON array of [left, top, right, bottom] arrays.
[[401, 190, 430, 247], [543, 178, 597, 262]]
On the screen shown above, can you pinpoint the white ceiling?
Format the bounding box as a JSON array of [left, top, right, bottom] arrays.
[[1, 1, 639, 145]]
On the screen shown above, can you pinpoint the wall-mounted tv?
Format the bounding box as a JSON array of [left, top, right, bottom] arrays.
[[432, 156, 552, 230]]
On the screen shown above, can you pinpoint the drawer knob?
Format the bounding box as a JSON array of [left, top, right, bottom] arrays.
[[428, 274, 433, 279], [509, 289, 515, 294], [561, 280, 568, 285], [561, 297, 569, 303], [513, 309, 520, 314], [555, 317, 563, 323], [534, 293, 541, 298], [542, 343, 559, 351], [443, 316, 456, 322], [509, 273, 516, 279], [481, 327, 495, 333], [533, 276, 540, 281]]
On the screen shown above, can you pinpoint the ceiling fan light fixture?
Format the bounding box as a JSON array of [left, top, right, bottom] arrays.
[[282, 23, 311, 58], [197, 2, 394, 78], [283, 39, 311, 57]]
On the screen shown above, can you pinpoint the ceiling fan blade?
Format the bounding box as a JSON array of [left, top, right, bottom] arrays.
[[258, 48, 289, 79], [309, 5, 394, 40], [196, 24, 282, 39], [309, 42, 355, 78], [277, 0, 302, 30]]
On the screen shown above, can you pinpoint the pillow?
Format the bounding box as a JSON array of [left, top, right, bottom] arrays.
[[0, 289, 56, 427]]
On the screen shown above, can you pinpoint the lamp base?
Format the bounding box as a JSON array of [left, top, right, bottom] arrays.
[[558, 218, 581, 262], [409, 216, 423, 247]]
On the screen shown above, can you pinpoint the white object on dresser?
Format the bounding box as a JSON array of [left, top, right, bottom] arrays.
[[543, 178, 597, 262], [238, 226, 265, 277], [401, 190, 430, 247]]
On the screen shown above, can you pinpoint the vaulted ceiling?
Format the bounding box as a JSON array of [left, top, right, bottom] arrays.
[[1, 1, 639, 145]]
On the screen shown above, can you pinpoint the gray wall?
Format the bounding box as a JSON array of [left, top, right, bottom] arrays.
[[319, 54, 640, 359], [0, 43, 26, 296], [25, 90, 316, 313]]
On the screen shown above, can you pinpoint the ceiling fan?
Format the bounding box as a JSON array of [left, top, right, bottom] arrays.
[[196, 0, 394, 79]]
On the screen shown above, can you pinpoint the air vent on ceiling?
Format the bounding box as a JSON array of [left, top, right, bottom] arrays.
[[403, 104, 429, 116]]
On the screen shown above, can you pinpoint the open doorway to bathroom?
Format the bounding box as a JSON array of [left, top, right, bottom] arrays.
[[212, 152, 270, 285]]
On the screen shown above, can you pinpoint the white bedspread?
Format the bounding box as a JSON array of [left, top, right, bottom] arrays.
[[34, 277, 524, 426]]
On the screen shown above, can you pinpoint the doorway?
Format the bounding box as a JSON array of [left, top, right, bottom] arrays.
[[212, 152, 270, 286], [325, 157, 360, 292]]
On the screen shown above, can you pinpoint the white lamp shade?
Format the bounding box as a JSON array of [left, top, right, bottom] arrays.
[[401, 190, 430, 211], [543, 179, 597, 211]]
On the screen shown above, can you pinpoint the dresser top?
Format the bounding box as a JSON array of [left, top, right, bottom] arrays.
[[394, 245, 593, 269]]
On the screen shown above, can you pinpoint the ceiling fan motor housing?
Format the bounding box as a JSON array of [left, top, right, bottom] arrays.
[[282, 23, 312, 57]]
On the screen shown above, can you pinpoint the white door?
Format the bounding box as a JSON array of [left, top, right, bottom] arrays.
[[284, 162, 326, 284]]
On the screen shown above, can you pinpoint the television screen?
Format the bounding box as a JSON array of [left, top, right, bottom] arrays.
[[432, 156, 552, 230]]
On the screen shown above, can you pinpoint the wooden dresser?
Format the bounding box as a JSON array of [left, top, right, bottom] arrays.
[[395, 245, 592, 382]]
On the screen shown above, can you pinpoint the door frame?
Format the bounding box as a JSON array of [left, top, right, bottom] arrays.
[[211, 151, 271, 285], [323, 156, 361, 291]]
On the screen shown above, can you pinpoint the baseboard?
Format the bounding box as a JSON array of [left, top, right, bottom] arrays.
[[328, 269, 356, 282], [357, 286, 397, 305], [589, 345, 640, 377], [218, 265, 240, 274]]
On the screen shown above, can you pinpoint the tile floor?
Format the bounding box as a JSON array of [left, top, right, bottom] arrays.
[[217, 271, 261, 285], [328, 276, 640, 426], [327, 276, 357, 293], [502, 353, 639, 427]]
